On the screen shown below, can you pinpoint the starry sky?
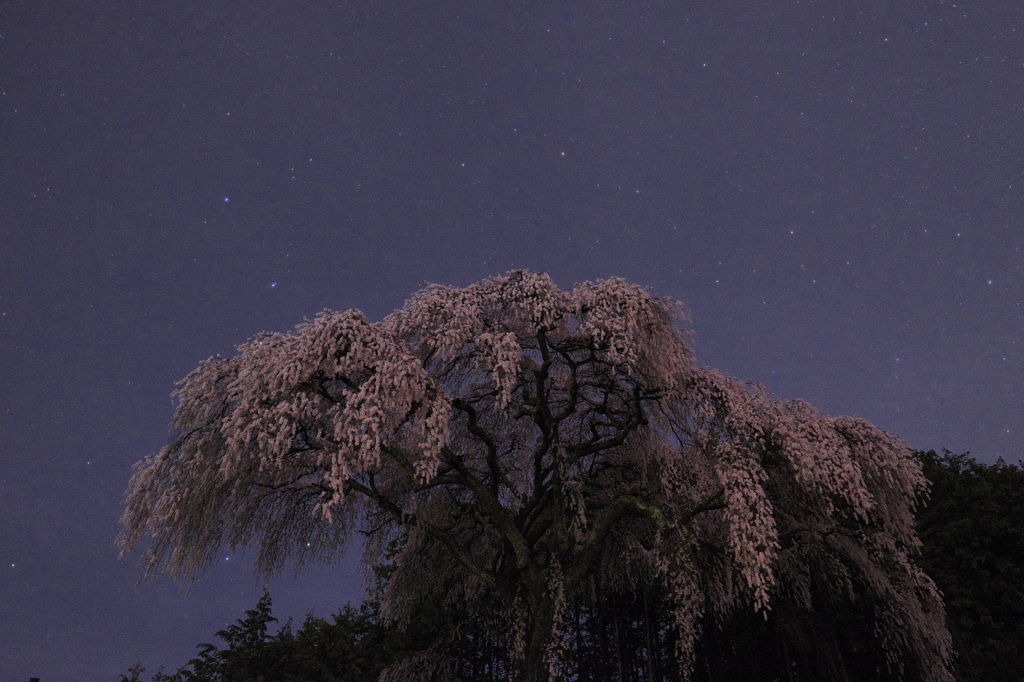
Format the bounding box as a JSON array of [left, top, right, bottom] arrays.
[[1, 1, 1022, 679]]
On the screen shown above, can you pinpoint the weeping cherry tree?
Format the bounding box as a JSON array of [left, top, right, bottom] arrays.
[[120, 271, 952, 681]]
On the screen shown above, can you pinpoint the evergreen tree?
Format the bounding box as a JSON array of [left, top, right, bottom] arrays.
[[915, 450, 1024, 682]]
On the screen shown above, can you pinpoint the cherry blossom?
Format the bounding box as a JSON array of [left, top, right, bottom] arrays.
[[121, 271, 952, 681]]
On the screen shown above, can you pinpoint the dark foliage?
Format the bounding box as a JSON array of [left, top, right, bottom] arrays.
[[915, 449, 1024, 682], [120, 580, 900, 682], [120, 591, 443, 682]]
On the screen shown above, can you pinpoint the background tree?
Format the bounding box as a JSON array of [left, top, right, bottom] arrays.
[[914, 450, 1024, 682], [181, 592, 281, 682], [121, 271, 952, 681], [120, 591, 444, 682]]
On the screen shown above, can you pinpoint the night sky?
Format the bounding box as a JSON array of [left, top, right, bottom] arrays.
[[2, 1, 1022, 679]]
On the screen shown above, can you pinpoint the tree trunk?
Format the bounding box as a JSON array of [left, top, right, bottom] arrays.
[[613, 593, 626, 681], [576, 600, 586, 681], [643, 590, 656, 682], [516, 586, 559, 682]]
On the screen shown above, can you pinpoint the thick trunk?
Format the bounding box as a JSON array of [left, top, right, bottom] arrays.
[[516, 587, 559, 682]]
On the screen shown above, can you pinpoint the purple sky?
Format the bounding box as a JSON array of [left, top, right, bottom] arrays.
[[1, 1, 1021, 679]]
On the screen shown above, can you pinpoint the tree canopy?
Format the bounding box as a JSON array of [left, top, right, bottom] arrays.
[[121, 271, 952, 681], [915, 450, 1024, 681]]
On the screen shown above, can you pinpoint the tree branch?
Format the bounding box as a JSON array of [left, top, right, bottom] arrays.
[[442, 447, 533, 571]]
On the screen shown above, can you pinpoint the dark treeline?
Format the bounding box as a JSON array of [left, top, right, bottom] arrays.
[[915, 450, 1024, 681], [123, 450, 1024, 682]]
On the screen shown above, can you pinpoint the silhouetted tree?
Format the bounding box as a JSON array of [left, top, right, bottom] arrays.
[[122, 590, 446, 682], [183, 592, 278, 681], [915, 449, 1024, 682], [121, 271, 952, 680]]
